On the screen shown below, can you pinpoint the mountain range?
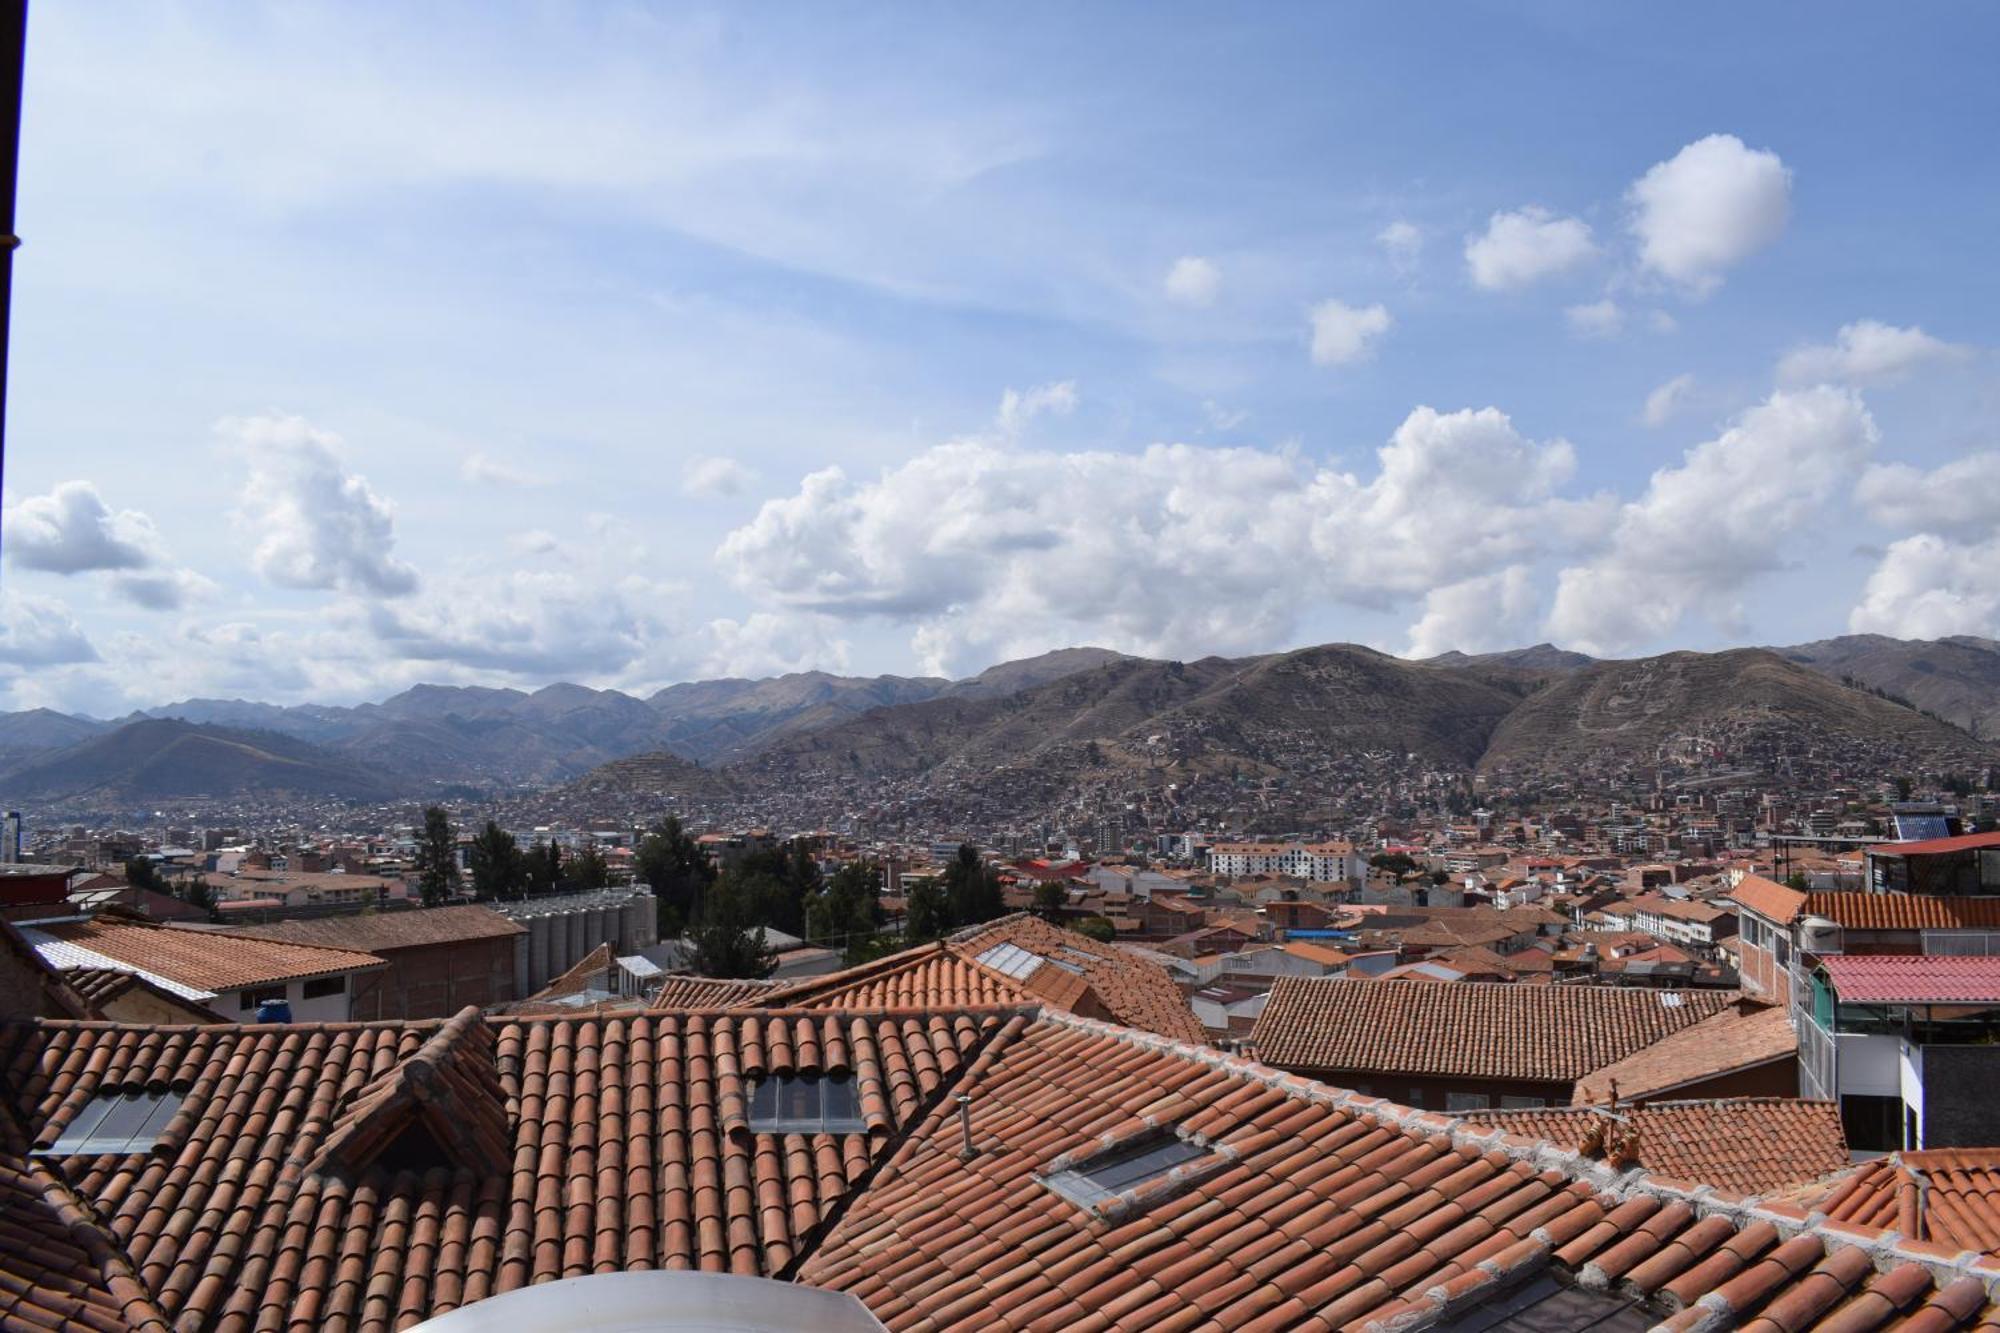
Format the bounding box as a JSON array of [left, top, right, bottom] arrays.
[[1, 636, 1994, 809]]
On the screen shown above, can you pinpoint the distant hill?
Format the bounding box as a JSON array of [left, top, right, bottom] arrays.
[[1776, 634, 2000, 741], [2, 718, 394, 802], [1478, 648, 1993, 781], [0, 708, 110, 768], [647, 670, 952, 762]]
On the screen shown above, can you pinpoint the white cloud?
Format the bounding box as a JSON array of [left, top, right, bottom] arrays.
[[1406, 566, 1539, 658], [1, 480, 209, 609], [719, 405, 1592, 673], [1850, 533, 2000, 641], [4, 481, 162, 574], [1202, 400, 1249, 432], [510, 529, 564, 557], [1648, 310, 1679, 335], [1627, 134, 1791, 293], [699, 612, 852, 678], [1464, 207, 1597, 291], [1163, 256, 1221, 308], [681, 455, 757, 499], [1855, 453, 2000, 539], [227, 413, 419, 597], [1642, 373, 1696, 428], [1377, 221, 1422, 273], [0, 592, 100, 667], [1549, 386, 1876, 654], [997, 380, 1079, 433], [364, 570, 677, 677], [460, 451, 549, 487], [1308, 300, 1392, 366], [1565, 299, 1624, 340], [1777, 319, 1972, 387]]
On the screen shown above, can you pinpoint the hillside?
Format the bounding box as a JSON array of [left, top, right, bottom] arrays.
[[1478, 648, 1994, 783], [1, 719, 394, 802], [1778, 634, 2000, 741]]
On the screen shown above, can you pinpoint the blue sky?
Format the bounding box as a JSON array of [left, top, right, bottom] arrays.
[[2, 2, 1996, 712]]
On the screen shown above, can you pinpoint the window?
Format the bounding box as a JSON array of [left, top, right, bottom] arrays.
[[302, 975, 346, 999], [1499, 1095, 1547, 1109], [1043, 1134, 1215, 1209], [1445, 1091, 1491, 1112], [39, 1090, 182, 1157], [1841, 1093, 1905, 1153], [747, 1074, 864, 1132], [974, 942, 1045, 979], [238, 986, 286, 1012]]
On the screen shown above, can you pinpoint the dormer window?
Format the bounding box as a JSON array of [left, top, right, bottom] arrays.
[[38, 1090, 182, 1157], [748, 1073, 864, 1132]]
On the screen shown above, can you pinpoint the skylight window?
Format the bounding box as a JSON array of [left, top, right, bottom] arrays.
[[38, 1090, 182, 1157], [747, 1073, 865, 1133], [1043, 1133, 1216, 1209], [975, 942, 1046, 979]]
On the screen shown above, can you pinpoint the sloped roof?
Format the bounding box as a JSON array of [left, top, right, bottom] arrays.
[[1805, 892, 2000, 931], [19, 917, 384, 996], [0, 1145, 169, 1331], [57, 968, 221, 1025], [1789, 1150, 2000, 1254], [229, 904, 525, 951], [1868, 832, 2000, 857], [1251, 977, 1734, 1082], [1729, 874, 1807, 925], [752, 942, 1032, 1010], [949, 913, 1207, 1044], [1820, 954, 2000, 1004], [1571, 1001, 1796, 1105], [5, 1004, 2000, 1329], [1459, 1098, 1847, 1197], [307, 1007, 513, 1178], [649, 975, 782, 1009], [0, 1005, 1010, 1328]]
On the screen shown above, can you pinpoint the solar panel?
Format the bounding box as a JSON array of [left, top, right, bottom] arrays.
[[40, 1090, 183, 1157], [975, 942, 1046, 979]]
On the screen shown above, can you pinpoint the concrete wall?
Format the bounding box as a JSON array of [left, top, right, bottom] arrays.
[[345, 937, 521, 1020]]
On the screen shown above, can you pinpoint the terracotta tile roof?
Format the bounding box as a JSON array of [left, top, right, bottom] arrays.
[[948, 913, 1207, 1044], [229, 904, 526, 951], [1790, 1150, 2000, 1254], [1252, 977, 1734, 1083], [1571, 1001, 1796, 1104], [1820, 953, 2000, 1004], [8, 1002, 2000, 1329], [57, 969, 221, 1025], [0, 1004, 1012, 1328], [0, 1141, 169, 1331], [754, 942, 1034, 1010], [649, 975, 781, 1009], [1804, 891, 2000, 931], [534, 942, 616, 999], [19, 917, 385, 997], [1729, 874, 1808, 925], [1459, 1098, 1848, 1196]]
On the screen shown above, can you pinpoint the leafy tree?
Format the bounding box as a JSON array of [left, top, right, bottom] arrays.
[[1031, 881, 1067, 922], [124, 857, 165, 894], [467, 821, 526, 901], [636, 817, 716, 936], [688, 873, 777, 979], [1369, 852, 1417, 876], [1895, 775, 1915, 801], [522, 841, 564, 895], [183, 874, 216, 920], [807, 860, 886, 963], [1075, 915, 1116, 943], [413, 806, 460, 906], [572, 843, 610, 890], [1785, 871, 1809, 891], [904, 875, 950, 943], [943, 844, 1004, 928]]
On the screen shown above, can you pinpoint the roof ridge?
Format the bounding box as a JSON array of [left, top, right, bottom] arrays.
[[13, 1147, 172, 1332], [304, 1005, 512, 1179]]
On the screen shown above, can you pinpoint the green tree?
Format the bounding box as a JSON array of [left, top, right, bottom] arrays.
[[467, 821, 526, 902], [523, 841, 562, 895], [904, 875, 950, 943], [572, 843, 610, 890], [413, 806, 460, 906], [183, 874, 216, 920], [636, 816, 716, 936], [1031, 881, 1067, 922], [124, 857, 165, 894], [689, 873, 778, 979], [943, 844, 1003, 928], [1895, 775, 1915, 801], [1075, 915, 1116, 943], [808, 860, 887, 964]]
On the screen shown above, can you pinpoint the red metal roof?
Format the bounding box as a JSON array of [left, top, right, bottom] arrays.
[[1867, 831, 2000, 858], [1820, 954, 2000, 1004]]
